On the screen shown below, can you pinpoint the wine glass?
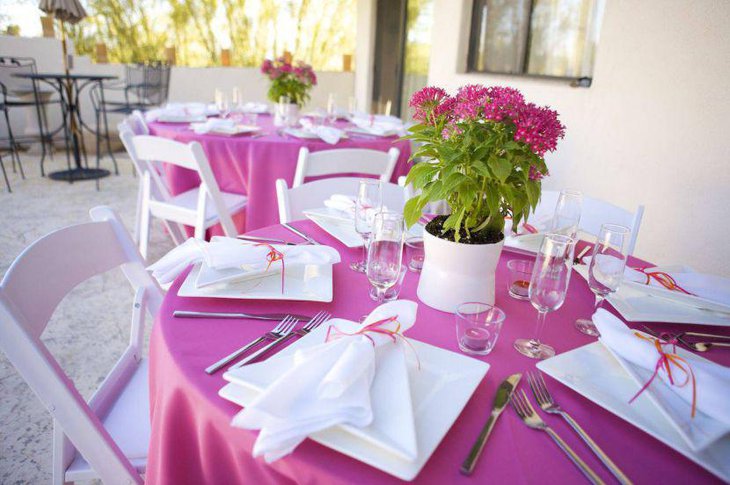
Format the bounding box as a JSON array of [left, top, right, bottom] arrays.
[[350, 179, 382, 272], [277, 95, 291, 127], [326, 93, 338, 124], [366, 211, 405, 302], [550, 189, 583, 238], [214, 89, 230, 119], [231, 87, 242, 117], [514, 234, 576, 359], [348, 96, 358, 118], [575, 224, 631, 336]]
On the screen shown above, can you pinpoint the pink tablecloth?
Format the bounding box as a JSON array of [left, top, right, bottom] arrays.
[[148, 221, 729, 485], [148, 117, 412, 234]]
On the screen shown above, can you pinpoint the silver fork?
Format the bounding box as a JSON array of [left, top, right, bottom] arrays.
[[230, 311, 331, 369], [511, 390, 605, 485], [205, 316, 297, 374], [527, 372, 631, 484]]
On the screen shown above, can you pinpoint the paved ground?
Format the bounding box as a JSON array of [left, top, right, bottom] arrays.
[[0, 152, 174, 484]]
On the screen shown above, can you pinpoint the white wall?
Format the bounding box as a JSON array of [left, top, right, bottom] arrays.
[[0, 35, 354, 137], [428, 0, 730, 276]]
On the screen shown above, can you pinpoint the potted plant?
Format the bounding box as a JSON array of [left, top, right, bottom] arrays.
[[403, 85, 565, 312], [261, 57, 317, 126]]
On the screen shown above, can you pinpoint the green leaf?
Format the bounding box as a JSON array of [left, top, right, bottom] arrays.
[[489, 157, 512, 182]]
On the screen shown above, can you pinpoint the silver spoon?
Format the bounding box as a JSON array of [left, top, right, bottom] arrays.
[[684, 341, 730, 352]]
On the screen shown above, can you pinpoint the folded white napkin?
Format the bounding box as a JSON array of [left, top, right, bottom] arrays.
[[145, 102, 211, 122], [624, 267, 730, 306], [322, 194, 389, 222], [594, 309, 730, 448], [241, 102, 269, 114], [299, 118, 344, 144], [351, 113, 405, 136], [191, 118, 237, 134], [231, 300, 418, 462], [147, 237, 340, 286], [504, 214, 553, 236]]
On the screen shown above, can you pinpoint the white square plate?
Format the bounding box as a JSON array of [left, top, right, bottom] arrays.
[[219, 323, 489, 481], [209, 124, 261, 136], [346, 127, 399, 137], [304, 210, 364, 247], [178, 262, 333, 302], [574, 265, 730, 326], [537, 342, 730, 482], [157, 114, 207, 123]]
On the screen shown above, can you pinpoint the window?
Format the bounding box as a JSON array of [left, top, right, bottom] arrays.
[[467, 0, 605, 81]]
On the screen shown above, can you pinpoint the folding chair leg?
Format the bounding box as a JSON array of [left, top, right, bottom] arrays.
[[133, 180, 144, 244]]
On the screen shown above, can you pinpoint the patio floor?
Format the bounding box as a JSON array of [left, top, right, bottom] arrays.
[[0, 153, 174, 483]]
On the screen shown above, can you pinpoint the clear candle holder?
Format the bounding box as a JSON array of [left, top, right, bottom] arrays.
[[507, 259, 534, 300], [455, 302, 506, 356]]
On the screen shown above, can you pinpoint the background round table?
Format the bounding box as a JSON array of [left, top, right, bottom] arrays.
[[148, 116, 412, 235], [147, 220, 729, 485]]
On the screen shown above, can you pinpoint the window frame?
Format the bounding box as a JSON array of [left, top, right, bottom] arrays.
[[465, 0, 595, 85]]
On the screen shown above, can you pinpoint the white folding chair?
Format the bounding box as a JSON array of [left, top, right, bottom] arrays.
[[292, 147, 400, 188], [0, 206, 164, 484], [535, 190, 645, 255], [120, 132, 247, 260], [118, 119, 186, 249], [276, 177, 406, 224]]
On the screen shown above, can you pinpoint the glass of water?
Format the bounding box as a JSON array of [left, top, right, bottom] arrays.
[[575, 224, 630, 336], [514, 233, 576, 359], [550, 189, 583, 238], [366, 211, 404, 302], [455, 302, 506, 355], [350, 179, 382, 272]]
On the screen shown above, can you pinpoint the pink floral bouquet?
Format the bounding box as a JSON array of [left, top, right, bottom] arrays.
[[403, 85, 565, 242], [261, 57, 317, 107]]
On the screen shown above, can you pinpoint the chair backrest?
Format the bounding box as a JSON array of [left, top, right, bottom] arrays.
[[292, 147, 400, 188], [0, 56, 39, 100], [276, 177, 406, 224], [0, 206, 163, 484], [128, 110, 150, 135], [118, 124, 170, 201], [535, 190, 645, 255], [130, 134, 237, 237]]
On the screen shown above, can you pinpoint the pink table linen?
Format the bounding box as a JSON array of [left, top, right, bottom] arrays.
[[148, 116, 412, 236], [148, 220, 729, 485]]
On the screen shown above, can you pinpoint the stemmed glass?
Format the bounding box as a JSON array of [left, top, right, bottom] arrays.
[[348, 96, 358, 118], [277, 95, 291, 127], [366, 211, 405, 302], [231, 87, 242, 117], [550, 189, 583, 238], [575, 224, 631, 336], [350, 179, 382, 272], [514, 234, 576, 359], [327, 93, 338, 124], [214, 89, 230, 119]]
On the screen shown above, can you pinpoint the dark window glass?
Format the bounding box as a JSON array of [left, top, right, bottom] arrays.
[[468, 0, 604, 80]]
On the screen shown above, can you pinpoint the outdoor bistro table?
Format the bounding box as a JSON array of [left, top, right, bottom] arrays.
[[14, 72, 117, 182], [147, 219, 730, 484], [148, 116, 412, 233]]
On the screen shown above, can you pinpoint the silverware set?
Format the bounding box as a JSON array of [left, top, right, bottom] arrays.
[[510, 371, 631, 485], [174, 310, 313, 322], [282, 223, 321, 245], [205, 311, 330, 374], [236, 234, 299, 245], [641, 326, 730, 352]]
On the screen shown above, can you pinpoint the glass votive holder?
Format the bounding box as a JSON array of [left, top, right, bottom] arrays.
[[369, 265, 407, 301], [507, 259, 533, 300], [405, 237, 424, 272], [455, 302, 506, 356]]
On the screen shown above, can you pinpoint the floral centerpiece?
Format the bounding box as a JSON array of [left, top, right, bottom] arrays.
[[403, 85, 565, 312], [260, 57, 317, 108]]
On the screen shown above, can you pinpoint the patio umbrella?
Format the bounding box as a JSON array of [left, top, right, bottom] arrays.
[[38, 0, 87, 75]]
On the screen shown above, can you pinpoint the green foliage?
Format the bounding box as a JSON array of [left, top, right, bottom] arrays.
[[267, 75, 311, 107], [403, 119, 546, 242]]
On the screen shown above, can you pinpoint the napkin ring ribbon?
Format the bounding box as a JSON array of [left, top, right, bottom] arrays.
[[629, 332, 697, 418], [634, 267, 693, 295], [255, 243, 285, 293], [504, 215, 538, 234], [325, 315, 421, 369]]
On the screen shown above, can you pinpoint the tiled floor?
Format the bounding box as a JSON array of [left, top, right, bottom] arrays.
[[0, 152, 174, 483]]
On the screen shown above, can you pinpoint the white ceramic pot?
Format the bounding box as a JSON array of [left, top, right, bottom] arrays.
[[416, 228, 504, 313], [273, 103, 299, 127]]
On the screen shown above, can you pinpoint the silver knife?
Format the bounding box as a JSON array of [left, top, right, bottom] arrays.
[[173, 310, 311, 321], [236, 235, 298, 245], [282, 223, 321, 245], [460, 373, 522, 475]]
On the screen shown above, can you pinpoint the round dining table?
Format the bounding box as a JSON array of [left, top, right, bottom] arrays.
[[147, 220, 729, 485], [148, 116, 412, 235]]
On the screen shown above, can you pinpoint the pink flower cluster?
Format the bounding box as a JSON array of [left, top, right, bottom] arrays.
[[261, 57, 317, 86], [409, 84, 565, 157]]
